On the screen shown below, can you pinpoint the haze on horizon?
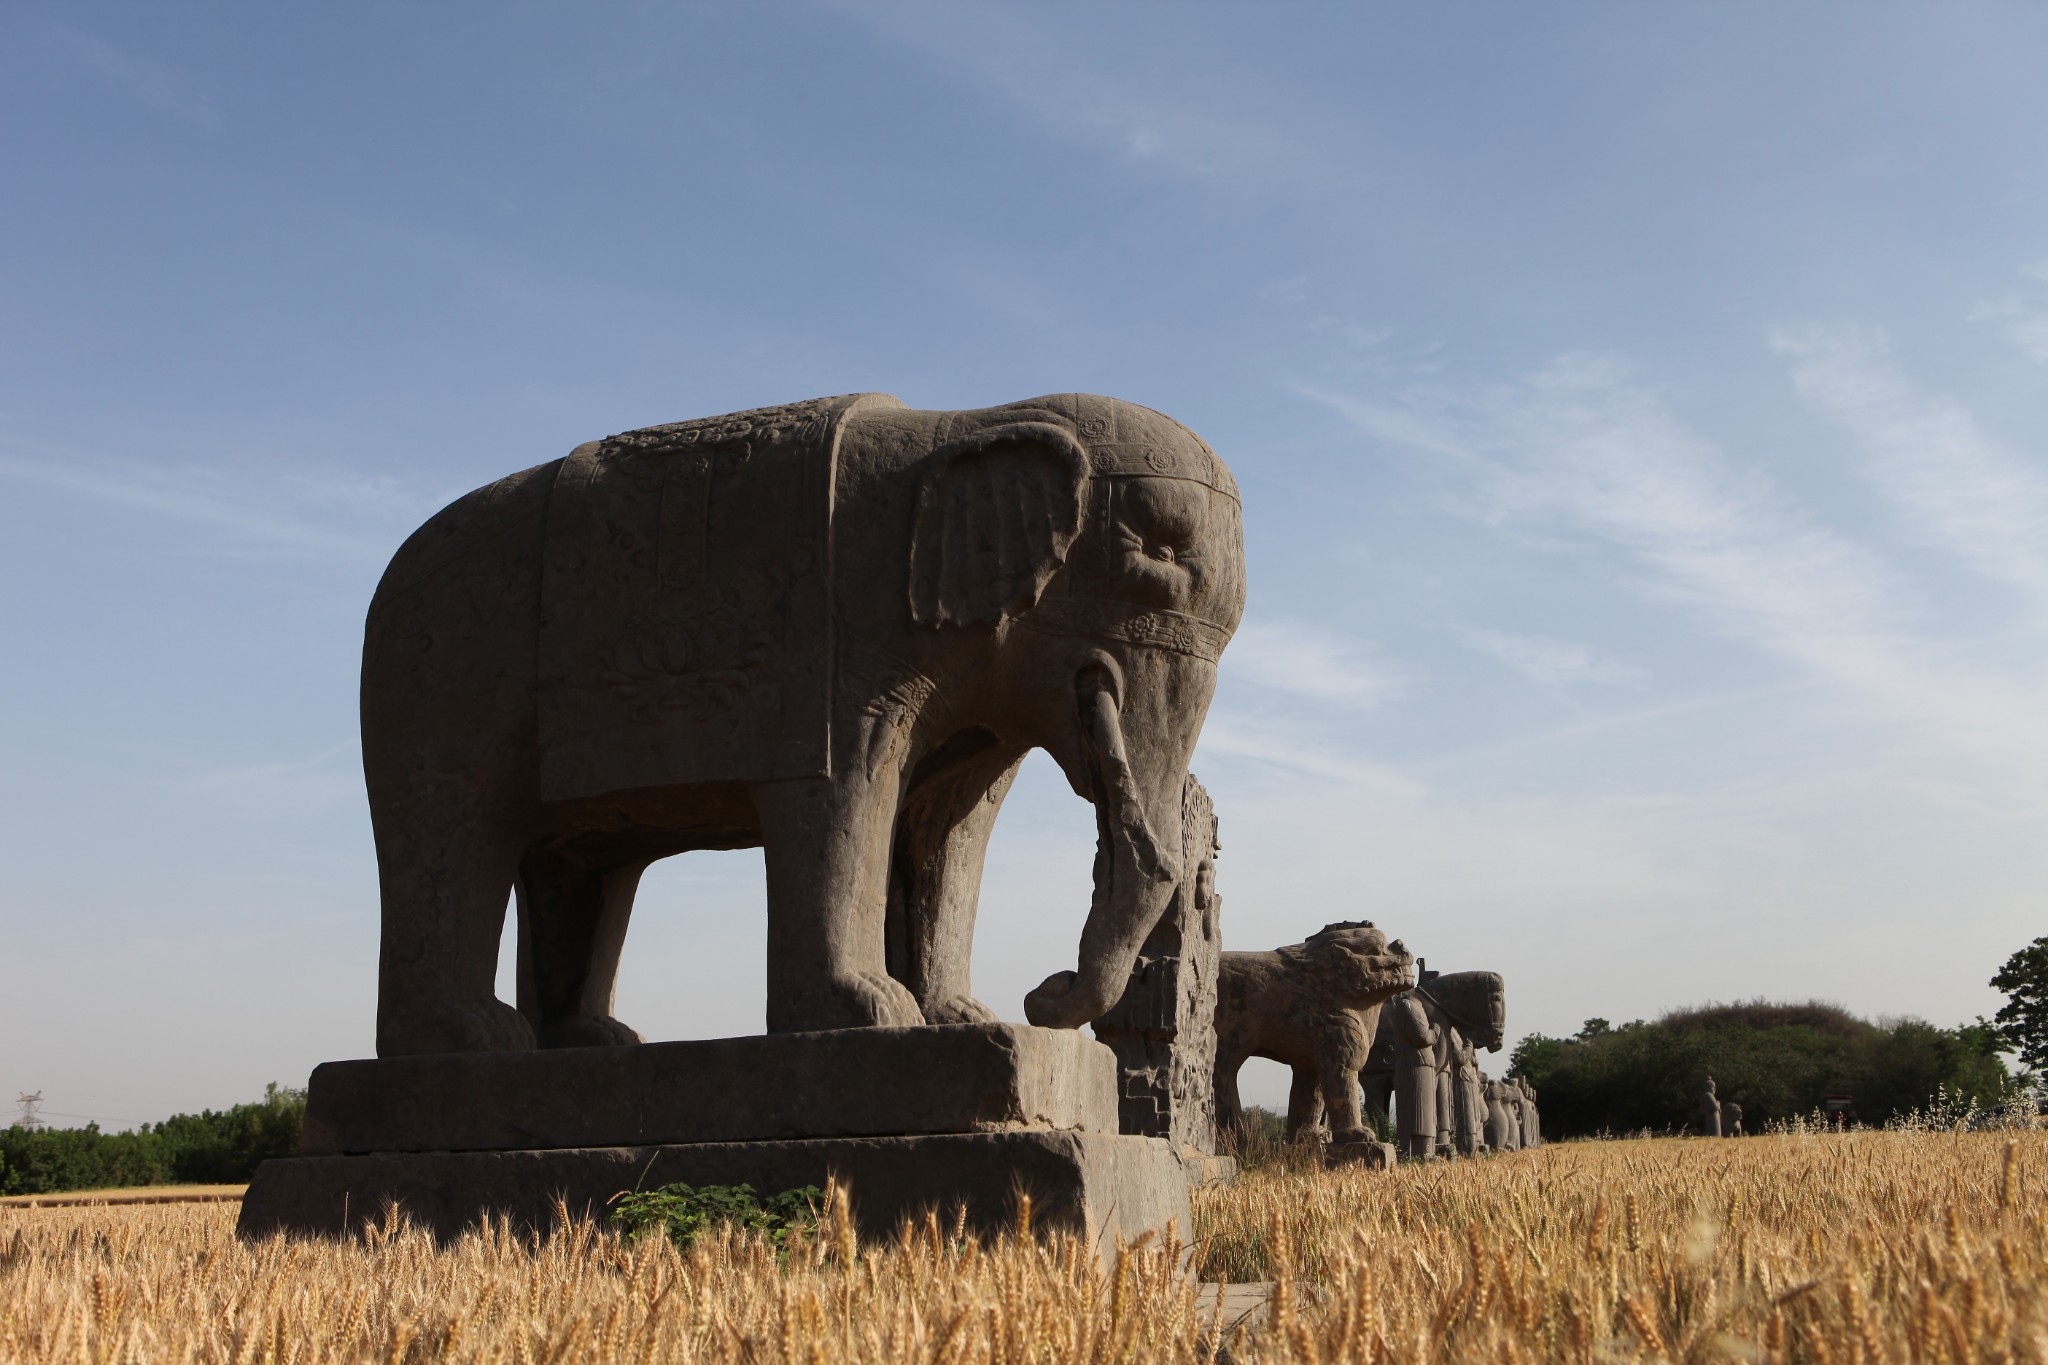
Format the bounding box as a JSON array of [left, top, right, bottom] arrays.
[[2, 3, 2044, 1126]]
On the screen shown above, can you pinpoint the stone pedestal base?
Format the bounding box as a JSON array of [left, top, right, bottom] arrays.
[[239, 1024, 1193, 1261], [240, 1130, 1190, 1257], [1326, 1139, 1395, 1170]]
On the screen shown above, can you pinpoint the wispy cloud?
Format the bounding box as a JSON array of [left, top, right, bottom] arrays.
[[0, 451, 404, 563], [1461, 354, 1907, 656], [825, 0, 1323, 184], [42, 23, 218, 127], [1970, 261, 2048, 365], [1773, 323, 2048, 603], [1301, 351, 2048, 785], [1224, 619, 1405, 711], [1453, 625, 1647, 688]]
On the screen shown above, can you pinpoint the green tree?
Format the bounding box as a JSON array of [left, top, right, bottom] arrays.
[[1990, 937, 2048, 1073]]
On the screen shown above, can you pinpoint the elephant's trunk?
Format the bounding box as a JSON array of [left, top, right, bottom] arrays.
[[1024, 671, 1186, 1029]]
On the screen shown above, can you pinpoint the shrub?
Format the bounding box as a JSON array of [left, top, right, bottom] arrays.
[[608, 1181, 823, 1250]]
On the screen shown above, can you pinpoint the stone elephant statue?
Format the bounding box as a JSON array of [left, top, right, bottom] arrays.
[[1211, 922, 1415, 1144], [363, 393, 1245, 1055]]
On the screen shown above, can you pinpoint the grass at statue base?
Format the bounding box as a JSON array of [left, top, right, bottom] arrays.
[[2, 1131, 2044, 1362]]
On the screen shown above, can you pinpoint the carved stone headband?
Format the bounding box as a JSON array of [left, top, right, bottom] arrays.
[[1018, 599, 1234, 662], [1087, 445, 1240, 503]]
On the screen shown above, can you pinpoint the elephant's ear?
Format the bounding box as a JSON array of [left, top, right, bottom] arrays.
[[909, 422, 1090, 627]]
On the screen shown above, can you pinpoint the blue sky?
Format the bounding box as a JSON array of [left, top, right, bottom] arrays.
[[3, 3, 2045, 1125]]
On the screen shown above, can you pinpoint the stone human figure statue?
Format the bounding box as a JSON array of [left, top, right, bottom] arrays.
[[1515, 1077, 1541, 1147], [1383, 991, 1441, 1159], [1483, 1078, 1518, 1151], [1699, 1076, 1722, 1137], [1721, 1100, 1743, 1138], [1433, 1025, 1459, 1158], [1453, 1033, 1485, 1157]]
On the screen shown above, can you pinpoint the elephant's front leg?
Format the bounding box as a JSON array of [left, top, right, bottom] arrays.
[[756, 772, 926, 1032]]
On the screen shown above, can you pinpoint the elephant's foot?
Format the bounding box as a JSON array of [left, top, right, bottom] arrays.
[[820, 972, 927, 1029], [539, 1014, 646, 1049], [378, 997, 536, 1056], [924, 993, 999, 1025]]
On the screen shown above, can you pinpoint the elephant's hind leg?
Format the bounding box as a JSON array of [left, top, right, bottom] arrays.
[[514, 847, 649, 1048], [373, 777, 536, 1057], [885, 746, 1025, 1025]]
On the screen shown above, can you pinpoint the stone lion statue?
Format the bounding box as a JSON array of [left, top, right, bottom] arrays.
[[1212, 921, 1415, 1145]]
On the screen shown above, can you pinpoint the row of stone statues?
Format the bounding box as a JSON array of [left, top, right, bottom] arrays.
[[1360, 966, 1536, 1158], [1149, 902, 1541, 1161], [1083, 774, 1546, 1165]]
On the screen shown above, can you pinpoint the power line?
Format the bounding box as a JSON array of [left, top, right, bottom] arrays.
[[7, 1098, 152, 1130], [36, 1109, 151, 1127]]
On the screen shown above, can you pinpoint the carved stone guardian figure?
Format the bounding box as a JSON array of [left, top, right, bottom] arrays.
[[1700, 1076, 1722, 1137], [1721, 1100, 1743, 1137], [1212, 922, 1415, 1145], [1453, 1035, 1485, 1157], [1384, 991, 1441, 1159]]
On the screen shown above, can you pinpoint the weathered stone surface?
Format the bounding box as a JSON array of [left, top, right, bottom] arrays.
[[1094, 774, 1222, 1155], [301, 1024, 1116, 1156], [1212, 923, 1415, 1145], [240, 1131, 1192, 1259]]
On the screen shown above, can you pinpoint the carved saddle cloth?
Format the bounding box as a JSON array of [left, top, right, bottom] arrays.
[[537, 393, 905, 802]]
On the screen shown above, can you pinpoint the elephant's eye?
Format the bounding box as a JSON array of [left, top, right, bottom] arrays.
[[1149, 544, 1175, 563]]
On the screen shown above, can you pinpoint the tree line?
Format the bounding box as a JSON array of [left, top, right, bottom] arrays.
[[0, 1084, 304, 1195], [1508, 1002, 2010, 1136]]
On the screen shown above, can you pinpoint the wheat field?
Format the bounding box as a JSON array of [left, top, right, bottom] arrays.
[[2, 1130, 2042, 1362]]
